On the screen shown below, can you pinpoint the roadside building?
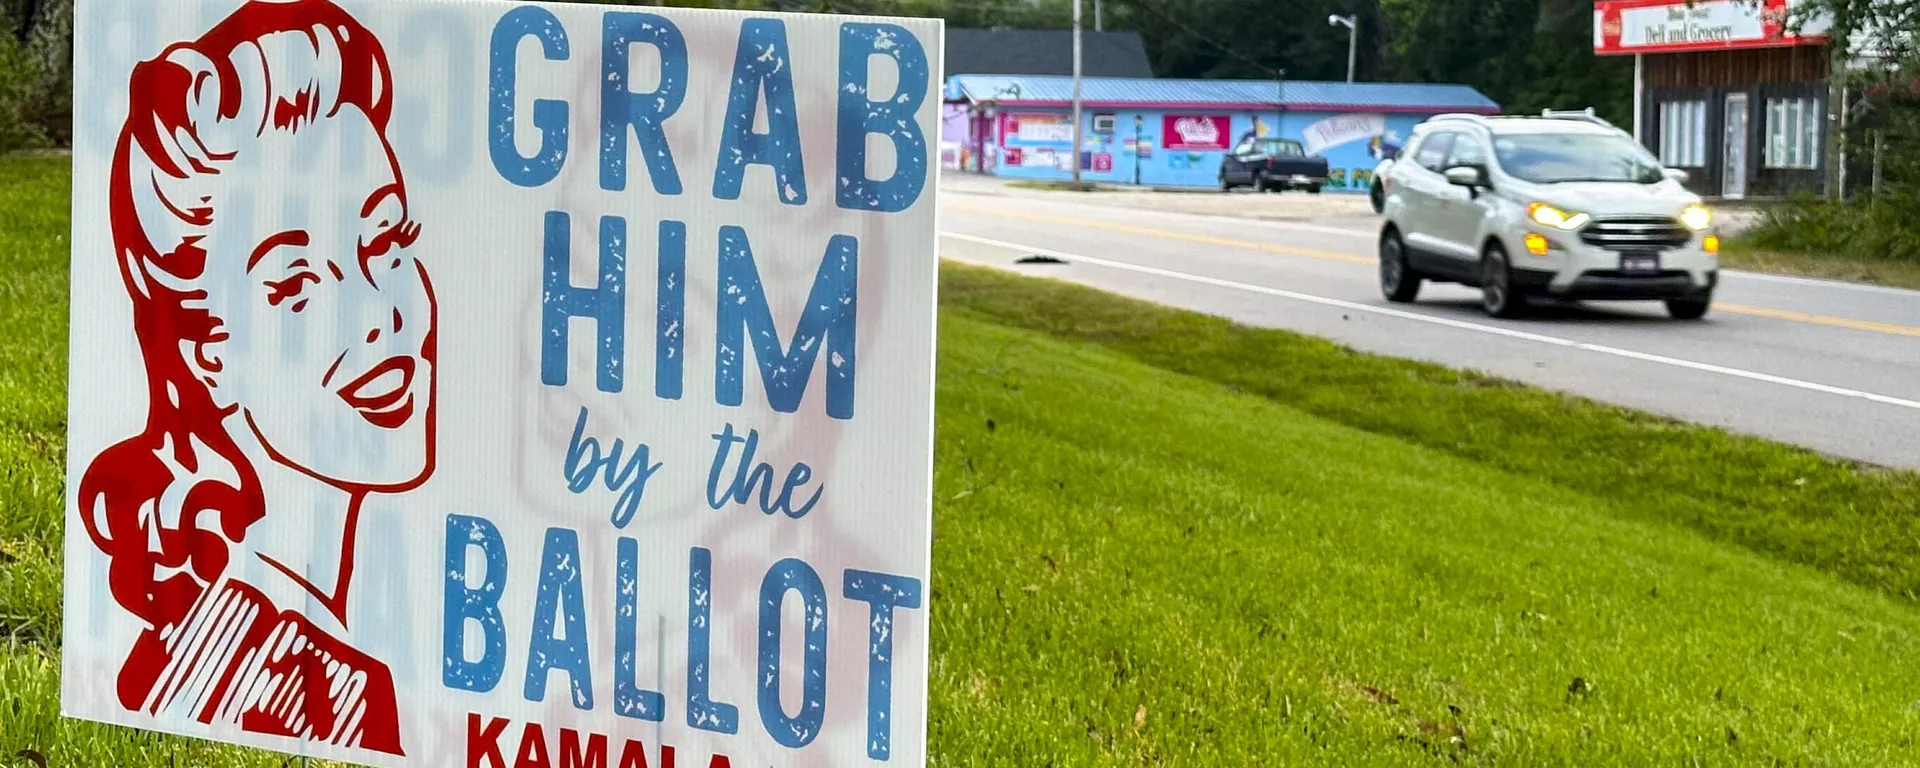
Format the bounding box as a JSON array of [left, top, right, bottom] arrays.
[[941, 29, 1154, 170], [943, 74, 1499, 193], [1593, 0, 1840, 198]]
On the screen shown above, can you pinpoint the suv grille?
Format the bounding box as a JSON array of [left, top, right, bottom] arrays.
[[1579, 216, 1692, 251]]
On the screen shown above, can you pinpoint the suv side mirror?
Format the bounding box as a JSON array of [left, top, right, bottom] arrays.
[[1662, 167, 1690, 184], [1444, 165, 1488, 188]]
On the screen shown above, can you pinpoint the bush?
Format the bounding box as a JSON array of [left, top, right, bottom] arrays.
[[0, 0, 73, 150], [1742, 82, 1920, 264], [0, 31, 46, 151], [1743, 196, 1920, 263]]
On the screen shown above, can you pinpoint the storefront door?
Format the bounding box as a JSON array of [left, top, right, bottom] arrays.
[[1723, 93, 1749, 198]]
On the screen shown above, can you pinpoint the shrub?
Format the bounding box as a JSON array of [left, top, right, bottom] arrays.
[[1743, 83, 1920, 264], [0, 31, 46, 151], [1744, 196, 1920, 264]]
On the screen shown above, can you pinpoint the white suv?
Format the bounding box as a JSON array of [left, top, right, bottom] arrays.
[[1377, 112, 1720, 319]]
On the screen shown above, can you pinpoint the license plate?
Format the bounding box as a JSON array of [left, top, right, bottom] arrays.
[[1620, 254, 1660, 274]]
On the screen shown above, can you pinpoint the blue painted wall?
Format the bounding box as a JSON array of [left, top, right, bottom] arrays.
[[988, 107, 1429, 193]]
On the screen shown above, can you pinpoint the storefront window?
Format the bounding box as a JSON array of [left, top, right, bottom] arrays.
[[1765, 97, 1821, 170], [1657, 101, 1706, 167]]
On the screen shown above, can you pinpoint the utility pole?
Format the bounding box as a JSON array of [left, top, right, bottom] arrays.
[[1133, 113, 1143, 185], [1072, 0, 1084, 185], [1632, 53, 1644, 143], [1837, 84, 1850, 200], [1825, 32, 1847, 201], [1273, 68, 1287, 142], [1095, 0, 1103, 32]]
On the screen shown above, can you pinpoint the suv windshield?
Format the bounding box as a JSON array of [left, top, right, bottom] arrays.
[[1259, 139, 1305, 157], [1492, 132, 1664, 184]]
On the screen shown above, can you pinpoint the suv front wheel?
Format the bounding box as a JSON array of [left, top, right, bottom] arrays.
[[1480, 242, 1527, 318], [1379, 228, 1421, 303]]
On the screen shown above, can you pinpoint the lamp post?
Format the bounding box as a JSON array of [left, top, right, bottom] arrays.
[[1328, 14, 1358, 83]]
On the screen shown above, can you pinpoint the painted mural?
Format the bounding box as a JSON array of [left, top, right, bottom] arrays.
[[977, 106, 1425, 192]]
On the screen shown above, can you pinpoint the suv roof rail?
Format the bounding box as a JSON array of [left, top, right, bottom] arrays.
[[1539, 108, 1616, 128]]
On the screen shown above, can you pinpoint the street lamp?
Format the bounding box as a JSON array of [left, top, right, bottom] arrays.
[[1328, 14, 1357, 83]]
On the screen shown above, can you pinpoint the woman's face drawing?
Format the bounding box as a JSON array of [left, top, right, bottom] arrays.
[[192, 104, 435, 490]]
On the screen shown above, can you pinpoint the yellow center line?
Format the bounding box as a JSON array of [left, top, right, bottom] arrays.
[[950, 202, 1920, 340], [1714, 303, 1920, 338]]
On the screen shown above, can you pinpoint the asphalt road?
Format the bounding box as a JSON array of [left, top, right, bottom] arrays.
[[938, 183, 1920, 470]]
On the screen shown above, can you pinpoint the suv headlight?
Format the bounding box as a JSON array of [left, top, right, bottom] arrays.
[[1680, 205, 1712, 231], [1527, 203, 1590, 231]]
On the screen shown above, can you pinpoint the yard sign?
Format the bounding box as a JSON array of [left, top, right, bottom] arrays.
[[63, 1, 942, 766]]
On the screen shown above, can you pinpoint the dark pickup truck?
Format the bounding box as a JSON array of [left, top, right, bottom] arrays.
[[1218, 137, 1330, 194]]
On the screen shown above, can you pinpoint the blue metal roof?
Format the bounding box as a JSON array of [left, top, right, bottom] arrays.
[[945, 75, 1499, 112]]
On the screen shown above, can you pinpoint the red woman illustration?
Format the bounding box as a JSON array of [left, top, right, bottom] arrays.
[[80, 0, 432, 755]]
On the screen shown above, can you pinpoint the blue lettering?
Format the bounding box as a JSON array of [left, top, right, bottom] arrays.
[[707, 423, 771, 511], [442, 514, 508, 692], [489, 6, 569, 187], [542, 212, 627, 393], [775, 463, 822, 519], [844, 569, 923, 760], [715, 228, 858, 419], [601, 11, 687, 194], [758, 559, 828, 748], [714, 19, 807, 205], [686, 547, 740, 734], [614, 537, 667, 722], [564, 406, 663, 529], [707, 423, 823, 518], [836, 23, 929, 212], [656, 220, 687, 400], [525, 528, 595, 710]]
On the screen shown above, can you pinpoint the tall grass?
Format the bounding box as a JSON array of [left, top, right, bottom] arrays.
[[1743, 196, 1920, 264]]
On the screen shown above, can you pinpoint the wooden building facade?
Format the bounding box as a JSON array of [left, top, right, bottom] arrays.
[[1596, 0, 1834, 199]]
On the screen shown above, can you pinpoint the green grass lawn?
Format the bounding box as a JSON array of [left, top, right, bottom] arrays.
[[7, 154, 1920, 765]]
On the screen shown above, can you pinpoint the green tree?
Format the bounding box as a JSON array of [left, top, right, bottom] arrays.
[[0, 0, 66, 149], [1106, 0, 1387, 82], [1378, 0, 1629, 121]]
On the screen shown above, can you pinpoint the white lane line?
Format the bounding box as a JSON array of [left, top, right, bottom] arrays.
[[941, 231, 1920, 412], [1718, 268, 1920, 297]]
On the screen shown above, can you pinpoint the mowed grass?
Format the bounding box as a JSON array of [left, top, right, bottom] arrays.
[[940, 268, 1920, 604], [928, 306, 1920, 764], [5, 153, 1920, 764]]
